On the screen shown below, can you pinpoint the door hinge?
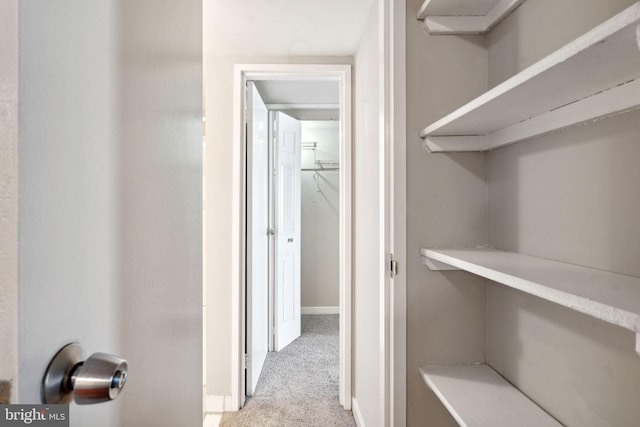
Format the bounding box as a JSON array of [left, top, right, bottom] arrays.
[[244, 354, 249, 370], [390, 254, 398, 278], [267, 228, 276, 236]]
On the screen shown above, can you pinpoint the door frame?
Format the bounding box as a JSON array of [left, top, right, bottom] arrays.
[[231, 63, 352, 410]]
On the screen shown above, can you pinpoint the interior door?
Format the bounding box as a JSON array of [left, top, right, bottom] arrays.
[[246, 82, 269, 395], [274, 112, 302, 351], [17, 2, 203, 426]]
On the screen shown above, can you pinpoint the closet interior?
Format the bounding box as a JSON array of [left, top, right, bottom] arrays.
[[408, 0, 640, 425]]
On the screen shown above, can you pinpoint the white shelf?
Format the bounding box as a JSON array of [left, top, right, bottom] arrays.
[[421, 248, 640, 354], [420, 364, 561, 427], [419, 2, 640, 152], [417, 0, 527, 35]]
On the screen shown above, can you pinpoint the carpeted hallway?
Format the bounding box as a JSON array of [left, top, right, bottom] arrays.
[[220, 314, 356, 427]]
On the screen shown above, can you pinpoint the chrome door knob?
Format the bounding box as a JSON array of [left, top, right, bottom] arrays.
[[42, 343, 128, 405]]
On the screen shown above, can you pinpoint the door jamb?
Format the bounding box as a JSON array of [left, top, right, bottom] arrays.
[[231, 63, 352, 411]]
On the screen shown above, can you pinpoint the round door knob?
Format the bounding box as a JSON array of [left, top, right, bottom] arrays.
[[42, 343, 128, 405], [73, 352, 128, 404]]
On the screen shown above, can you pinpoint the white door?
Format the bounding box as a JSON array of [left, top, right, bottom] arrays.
[[246, 82, 269, 395], [17, 2, 203, 426], [274, 112, 302, 351]]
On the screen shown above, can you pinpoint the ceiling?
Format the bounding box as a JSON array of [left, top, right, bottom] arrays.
[[254, 80, 340, 121], [204, 0, 375, 57]]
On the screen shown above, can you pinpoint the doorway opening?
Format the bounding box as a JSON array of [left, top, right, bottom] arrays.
[[231, 64, 352, 411]]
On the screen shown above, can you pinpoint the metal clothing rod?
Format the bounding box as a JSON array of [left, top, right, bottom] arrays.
[[315, 160, 339, 165]]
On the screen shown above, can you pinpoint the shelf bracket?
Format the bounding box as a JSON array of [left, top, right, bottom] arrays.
[[423, 136, 490, 153], [422, 256, 459, 271]]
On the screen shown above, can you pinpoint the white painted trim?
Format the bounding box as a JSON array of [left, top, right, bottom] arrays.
[[391, 0, 407, 425], [339, 65, 353, 412], [265, 103, 339, 110], [379, 0, 392, 425], [231, 65, 244, 411], [301, 306, 339, 315], [203, 413, 221, 427], [232, 63, 353, 412], [204, 395, 231, 414], [352, 398, 366, 427], [205, 395, 237, 414]]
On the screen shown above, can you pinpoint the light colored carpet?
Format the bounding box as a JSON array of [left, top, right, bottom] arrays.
[[220, 315, 355, 427]]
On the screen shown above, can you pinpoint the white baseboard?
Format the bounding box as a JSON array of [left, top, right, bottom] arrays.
[[301, 306, 339, 315], [352, 398, 365, 427], [205, 395, 235, 414]]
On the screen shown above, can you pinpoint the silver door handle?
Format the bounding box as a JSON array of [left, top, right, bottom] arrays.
[[287, 238, 294, 243], [42, 343, 128, 404]]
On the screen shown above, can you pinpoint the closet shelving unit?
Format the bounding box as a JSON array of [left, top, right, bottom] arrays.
[[419, 2, 640, 153], [417, 3, 640, 426]]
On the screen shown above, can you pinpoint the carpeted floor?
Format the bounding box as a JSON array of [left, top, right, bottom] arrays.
[[220, 314, 356, 427]]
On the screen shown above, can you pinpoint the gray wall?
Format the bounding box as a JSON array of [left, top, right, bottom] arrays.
[[301, 122, 340, 309], [486, 1, 640, 426], [405, 0, 489, 424]]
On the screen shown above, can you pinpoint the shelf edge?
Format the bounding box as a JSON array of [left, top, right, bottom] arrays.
[[421, 78, 640, 152]]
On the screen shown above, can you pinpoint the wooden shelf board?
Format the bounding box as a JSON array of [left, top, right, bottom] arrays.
[[419, 2, 640, 150], [421, 248, 640, 337], [420, 364, 561, 427], [417, 0, 526, 34]]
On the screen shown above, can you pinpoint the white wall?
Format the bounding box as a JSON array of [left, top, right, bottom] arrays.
[[117, 1, 203, 425], [486, 1, 640, 426], [301, 121, 340, 309], [352, 2, 385, 425], [19, 1, 202, 425], [0, 0, 18, 404], [405, 0, 489, 425], [204, 55, 353, 397]]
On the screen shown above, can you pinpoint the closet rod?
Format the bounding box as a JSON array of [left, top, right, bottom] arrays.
[[301, 168, 340, 172]]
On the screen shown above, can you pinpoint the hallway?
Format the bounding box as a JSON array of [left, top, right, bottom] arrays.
[[220, 315, 355, 426]]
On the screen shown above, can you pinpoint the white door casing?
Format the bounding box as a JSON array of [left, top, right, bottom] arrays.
[[274, 112, 302, 351], [246, 82, 269, 395], [232, 64, 351, 411]]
